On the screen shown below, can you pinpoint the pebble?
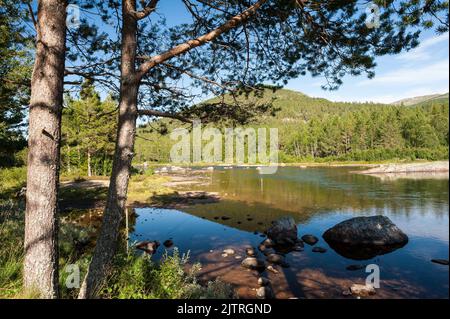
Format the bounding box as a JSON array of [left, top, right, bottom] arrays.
[[262, 238, 275, 248], [266, 253, 285, 265], [246, 247, 257, 257], [301, 234, 319, 246], [267, 265, 279, 274], [431, 259, 449, 266], [241, 257, 265, 270], [163, 239, 174, 248], [223, 248, 235, 255], [312, 247, 327, 253], [256, 286, 275, 299], [257, 277, 270, 287], [350, 284, 376, 297]]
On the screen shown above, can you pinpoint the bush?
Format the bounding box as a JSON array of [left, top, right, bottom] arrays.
[[104, 248, 236, 299]]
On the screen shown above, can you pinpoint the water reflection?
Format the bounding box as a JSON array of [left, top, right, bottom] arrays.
[[72, 167, 450, 298]]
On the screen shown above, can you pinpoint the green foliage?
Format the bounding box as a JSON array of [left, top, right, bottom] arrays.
[[0, 200, 24, 298], [0, 166, 26, 199], [0, 2, 32, 167], [135, 89, 449, 163], [105, 248, 236, 299], [61, 81, 117, 176]]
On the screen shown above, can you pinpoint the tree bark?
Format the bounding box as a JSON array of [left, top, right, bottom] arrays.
[[24, 0, 67, 298], [78, 0, 138, 298], [78, 0, 268, 299], [87, 150, 92, 177]]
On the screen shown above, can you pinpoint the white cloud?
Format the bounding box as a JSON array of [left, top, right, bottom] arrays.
[[357, 59, 449, 87], [396, 33, 449, 62]]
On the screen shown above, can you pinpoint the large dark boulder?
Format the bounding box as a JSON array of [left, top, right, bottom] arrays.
[[323, 216, 408, 260], [266, 216, 298, 247]]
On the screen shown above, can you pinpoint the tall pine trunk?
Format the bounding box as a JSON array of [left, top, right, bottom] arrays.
[[78, 1, 138, 298], [24, 0, 67, 298], [87, 151, 92, 177]]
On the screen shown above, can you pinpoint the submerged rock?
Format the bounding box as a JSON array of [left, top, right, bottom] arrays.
[[223, 248, 235, 255], [350, 284, 376, 297], [246, 247, 257, 257], [295, 239, 305, 247], [301, 235, 319, 246], [431, 259, 449, 266], [267, 217, 298, 246], [163, 239, 174, 248], [267, 265, 279, 274], [261, 238, 275, 248], [323, 216, 408, 260], [312, 247, 327, 253], [266, 253, 285, 265], [256, 286, 275, 299], [257, 277, 270, 287], [241, 257, 265, 270], [136, 241, 160, 254]]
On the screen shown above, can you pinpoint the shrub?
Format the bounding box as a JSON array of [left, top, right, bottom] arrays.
[[104, 248, 236, 299]]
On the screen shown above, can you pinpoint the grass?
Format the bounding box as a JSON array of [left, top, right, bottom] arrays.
[[0, 183, 235, 299], [0, 166, 27, 200], [127, 172, 173, 204], [103, 248, 236, 299], [0, 200, 25, 298]]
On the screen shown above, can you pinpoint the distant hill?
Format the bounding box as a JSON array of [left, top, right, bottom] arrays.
[[392, 93, 449, 106]]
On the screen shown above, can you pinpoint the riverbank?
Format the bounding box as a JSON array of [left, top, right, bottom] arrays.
[[357, 161, 449, 174], [138, 159, 449, 170], [56, 160, 449, 210]]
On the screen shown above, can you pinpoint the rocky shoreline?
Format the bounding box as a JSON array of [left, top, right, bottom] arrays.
[[356, 161, 449, 174]]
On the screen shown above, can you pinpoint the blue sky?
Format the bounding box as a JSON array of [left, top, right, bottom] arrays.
[[156, 1, 449, 104], [287, 30, 449, 103]]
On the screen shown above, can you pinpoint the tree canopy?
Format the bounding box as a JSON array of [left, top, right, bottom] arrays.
[[0, 1, 32, 167]]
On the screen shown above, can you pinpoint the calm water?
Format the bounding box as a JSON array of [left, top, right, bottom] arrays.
[[129, 167, 449, 298]]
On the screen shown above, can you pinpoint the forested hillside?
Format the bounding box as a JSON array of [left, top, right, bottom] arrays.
[[135, 89, 449, 163]]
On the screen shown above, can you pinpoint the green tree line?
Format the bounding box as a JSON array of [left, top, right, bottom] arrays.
[[134, 89, 449, 163]]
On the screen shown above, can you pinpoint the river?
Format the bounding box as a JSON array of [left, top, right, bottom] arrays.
[[128, 166, 449, 298]]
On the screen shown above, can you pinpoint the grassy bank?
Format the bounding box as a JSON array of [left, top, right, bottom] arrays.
[[0, 168, 234, 299], [0, 201, 235, 299]]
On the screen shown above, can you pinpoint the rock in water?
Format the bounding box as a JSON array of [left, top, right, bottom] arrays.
[[266, 253, 285, 265], [301, 235, 319, 246], [256, 286, 275, 299], [312, 247, 327, 253], [246, 247, 257, 257], [257, 277, 270, 287], [223, 248, 235, 255], [261, 238, 275, 248], [431, 259, 449, 266], [266, 217, 298, 246], [295, 239, 305, 247], [136, 241, 160, 254], [241, 257, 265, 270], [267, 265, 279, 274], [323, 216, 408, 260], [350, 284, 376, 297], [163, 239, 174, 248]]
